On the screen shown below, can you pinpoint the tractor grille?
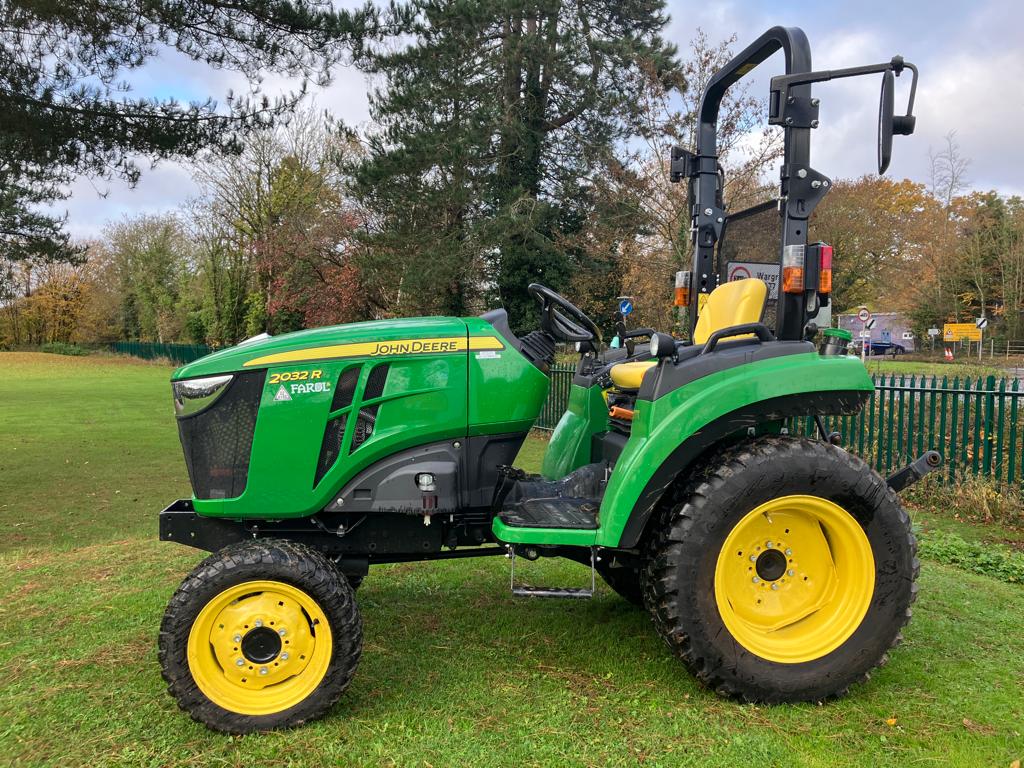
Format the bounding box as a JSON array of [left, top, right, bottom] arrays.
[[314, 415, 348, 487], [350, 406, 379, 453], [364, 363, 390, 400], [314, 364, 389, 486], [177, 371, 265, 499], [331, 366, 360, 411]]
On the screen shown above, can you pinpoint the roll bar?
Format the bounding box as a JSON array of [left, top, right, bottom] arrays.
[[673, 26, 918, 342]]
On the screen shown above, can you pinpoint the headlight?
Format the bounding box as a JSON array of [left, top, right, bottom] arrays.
[[172, 374, 234, 416], [649, 334, 660, 357]]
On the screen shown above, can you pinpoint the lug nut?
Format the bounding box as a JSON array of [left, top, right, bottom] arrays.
[[236, 659, 245, 667], [788, 569, 795, 577], [771, 583, 780, 591], [280, 652, 289, 661], [785, 548, 793, 556], [259, 666, 269, 676], [254, 619, 263, 628], [752, 576, 761, 584], [233, 634, 242, 643], [278, 628, 287, 636], [766, 541, 774, 549], [750, 554, 757, 562]]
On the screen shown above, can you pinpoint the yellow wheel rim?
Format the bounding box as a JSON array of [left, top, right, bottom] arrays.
[[187, 580, 333, 715], [714, 495, 875, 664]]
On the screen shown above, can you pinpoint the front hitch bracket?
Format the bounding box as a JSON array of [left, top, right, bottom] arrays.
[[886, 450, 943, 493]]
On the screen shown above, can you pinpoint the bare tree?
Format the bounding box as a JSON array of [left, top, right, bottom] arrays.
[[926, 131, 971, 322]]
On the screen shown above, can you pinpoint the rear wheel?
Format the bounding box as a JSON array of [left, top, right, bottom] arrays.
[[644, 437, 917, 703], [159, 540, 362, 733]]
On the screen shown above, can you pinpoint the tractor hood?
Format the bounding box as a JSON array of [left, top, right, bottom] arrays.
[[172, 316, 471, 380]]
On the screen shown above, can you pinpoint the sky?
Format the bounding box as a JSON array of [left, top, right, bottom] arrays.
[[54, 0, 1024, 240]]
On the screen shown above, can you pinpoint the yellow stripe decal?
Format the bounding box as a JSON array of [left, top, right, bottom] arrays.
[[243, 335, 505, 367]]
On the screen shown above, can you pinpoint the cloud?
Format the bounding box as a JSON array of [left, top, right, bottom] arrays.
[[55, 0, 1024, 239]]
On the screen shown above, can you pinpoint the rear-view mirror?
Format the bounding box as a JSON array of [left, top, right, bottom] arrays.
[[878, 70, 895, 174]]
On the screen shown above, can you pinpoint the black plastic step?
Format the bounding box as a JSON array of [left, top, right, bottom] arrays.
[[499, 498, 599, 530]]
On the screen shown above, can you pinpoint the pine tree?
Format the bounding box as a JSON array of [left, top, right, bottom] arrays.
[[1, 0, 374, 260], [351, 0, 680, 330]]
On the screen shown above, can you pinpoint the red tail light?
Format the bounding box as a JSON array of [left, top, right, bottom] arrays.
[[819, 244, 833, 294]]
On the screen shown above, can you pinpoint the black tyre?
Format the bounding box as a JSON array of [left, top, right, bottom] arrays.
[[643, 437, 917, 703], [159, 539, 362, 733], [596, 557, 644, 606]]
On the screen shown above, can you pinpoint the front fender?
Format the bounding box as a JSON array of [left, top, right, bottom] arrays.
[[597, 352, 872, 548]]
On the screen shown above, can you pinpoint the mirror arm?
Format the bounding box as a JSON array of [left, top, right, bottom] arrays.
[[770, 57, 918, 131]]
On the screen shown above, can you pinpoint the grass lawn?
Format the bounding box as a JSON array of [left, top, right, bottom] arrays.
[[1, 352, 1022, 767], [862, 358, 1009, 379]]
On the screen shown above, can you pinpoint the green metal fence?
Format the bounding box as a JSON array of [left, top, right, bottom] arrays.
[[537, 365, 577, 430], [537, 368, 1024, 486], [805, 375, 1024, 486], [108, 341, 214, 366]]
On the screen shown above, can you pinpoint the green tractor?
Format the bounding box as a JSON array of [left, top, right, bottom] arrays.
[[158, 27, 938, 733]]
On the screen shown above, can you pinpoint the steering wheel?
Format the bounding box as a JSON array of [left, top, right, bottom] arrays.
[[528, 283, 602, 344]]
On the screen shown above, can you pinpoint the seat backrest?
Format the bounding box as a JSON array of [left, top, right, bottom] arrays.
[[692, 278, 767, 345]]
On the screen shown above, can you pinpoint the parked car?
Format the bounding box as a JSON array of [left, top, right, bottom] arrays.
[[867, 341, 906, 356]]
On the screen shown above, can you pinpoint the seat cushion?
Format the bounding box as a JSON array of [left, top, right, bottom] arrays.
[[693, 278, 767, 344], [609, 360, 656, 390]]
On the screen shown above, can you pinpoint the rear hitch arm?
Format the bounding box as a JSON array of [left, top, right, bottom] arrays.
[[886, 451, 943, 493]]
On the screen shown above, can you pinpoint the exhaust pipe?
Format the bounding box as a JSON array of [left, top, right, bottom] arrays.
[[886, 450, 943, 493]]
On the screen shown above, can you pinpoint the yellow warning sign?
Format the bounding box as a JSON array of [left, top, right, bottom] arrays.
[[943, 323, 981, 342]]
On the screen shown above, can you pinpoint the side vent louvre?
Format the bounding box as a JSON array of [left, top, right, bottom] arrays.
[[350, 406, 379, 453], [314, 415, 347, 487], [364, 364, 390, 400], [331, 367, 360, 411]]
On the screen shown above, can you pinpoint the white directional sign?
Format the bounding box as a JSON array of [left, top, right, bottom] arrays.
[[859, 331, 871, 338], [927, 327, 940, 337], [976, 317, 989, 330]]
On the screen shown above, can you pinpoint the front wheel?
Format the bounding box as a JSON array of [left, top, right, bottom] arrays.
[[644, 437, 917, 703], [159, 540, 362, 733]]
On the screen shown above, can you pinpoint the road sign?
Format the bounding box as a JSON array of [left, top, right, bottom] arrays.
[[865, 318, 877, 330], [927, 327, 940, 337], [943, 322, 981, 342], [618, 297, 634, 316], [859, 331, 871, 338], [727, 261, 779, 300], [976, 316, 989, 330], [857, 307, 871, 323]]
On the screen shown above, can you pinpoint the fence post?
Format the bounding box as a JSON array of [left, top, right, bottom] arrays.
[[982, 375, 995, 476], [1011, 379, 1020, 487], [948, 377, 960, 483]]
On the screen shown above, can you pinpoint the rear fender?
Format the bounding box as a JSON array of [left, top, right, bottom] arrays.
[[596, 353, 872, 549]]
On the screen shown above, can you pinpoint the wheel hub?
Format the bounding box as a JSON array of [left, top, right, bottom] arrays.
[[754, 548, 787, 582], [241, 626, 282, 664]]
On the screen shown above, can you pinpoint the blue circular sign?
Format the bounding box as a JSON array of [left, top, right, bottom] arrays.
[[619, 298, 634, 316]]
